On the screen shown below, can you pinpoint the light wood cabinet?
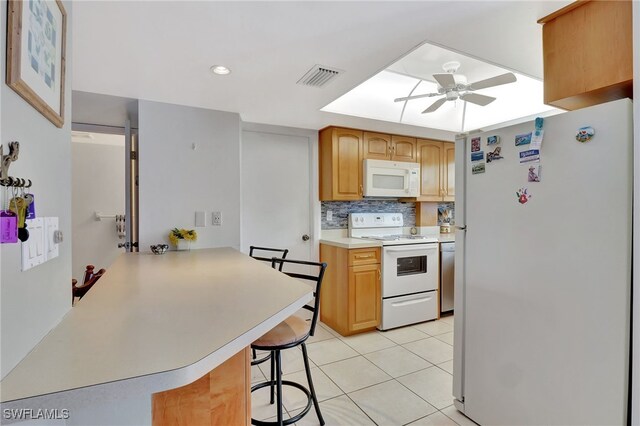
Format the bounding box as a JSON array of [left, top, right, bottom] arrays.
[[417, 140, 443, 201], [444, 143, 455, 202], [416, 139, 454, 202], [320, 244, 381, 336], [320, 126, 448, 201], [363, 132, 391, 160], [363, 132, 417, 162], [319, 127, 363, 201], [391, 135, 417, 162], [538, 0, 633, 110]]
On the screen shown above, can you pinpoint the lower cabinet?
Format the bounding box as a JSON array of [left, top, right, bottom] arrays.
[[320, 244, 381, 336]]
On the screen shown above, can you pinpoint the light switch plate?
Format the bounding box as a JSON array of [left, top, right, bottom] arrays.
[[327, 210, 333, 221], [22, 218, 45, 271], [195, 211, 206, 227]]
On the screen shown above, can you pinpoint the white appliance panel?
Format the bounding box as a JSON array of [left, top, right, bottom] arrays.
[[382, 243, 438, 298], [363, 159, 419, 197], [459, 100, 632, 425], [381, 291, 437, 330]]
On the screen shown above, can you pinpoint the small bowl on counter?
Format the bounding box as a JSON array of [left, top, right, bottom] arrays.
[[150, 244, 169, 255]]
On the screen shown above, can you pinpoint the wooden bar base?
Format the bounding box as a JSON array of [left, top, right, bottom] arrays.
[[152, 347, 251, 426]]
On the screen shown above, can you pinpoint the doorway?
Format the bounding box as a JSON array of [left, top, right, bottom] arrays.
[[240, 126, 316, 266], [70, 125, 139, 282]]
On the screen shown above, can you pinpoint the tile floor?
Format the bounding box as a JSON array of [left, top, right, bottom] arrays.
[[251, 314, 478, 425]]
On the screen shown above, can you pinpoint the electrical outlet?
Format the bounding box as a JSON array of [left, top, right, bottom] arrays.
[[212, 211, 221, 226], [327, 210, 333, 221]]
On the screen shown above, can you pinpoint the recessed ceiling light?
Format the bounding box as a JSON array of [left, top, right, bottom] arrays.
[[210, 65, 231, 75]]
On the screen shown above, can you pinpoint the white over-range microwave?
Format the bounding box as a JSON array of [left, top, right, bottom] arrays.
[[363, 159, 420, 198]]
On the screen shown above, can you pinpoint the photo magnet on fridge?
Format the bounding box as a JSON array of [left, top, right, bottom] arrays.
[[486, 147, 503, 163], [528, 165, 541, 182], [576, 126, 595, 143], [487, 135, 500, 145], [515, 132, 532, 146], [471, 151, 484, 162], [472, 163, 486, 174], [471, 137, 481, 152]]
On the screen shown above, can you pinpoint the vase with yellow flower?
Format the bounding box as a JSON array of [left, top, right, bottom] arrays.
[[169, 228, 197, 251]]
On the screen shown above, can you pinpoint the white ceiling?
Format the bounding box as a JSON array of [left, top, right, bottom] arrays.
[[72, 1, 571, 140], [323, 43, 560, 133]]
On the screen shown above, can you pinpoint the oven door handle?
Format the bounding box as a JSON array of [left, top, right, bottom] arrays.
[[390, 296, 433, 307], [385, 246, 437, 253]]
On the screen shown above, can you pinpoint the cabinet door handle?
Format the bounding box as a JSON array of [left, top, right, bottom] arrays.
[[377, 269, 381, 280], [359, 184, 363, 196]]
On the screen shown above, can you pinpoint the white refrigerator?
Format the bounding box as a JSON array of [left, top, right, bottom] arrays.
[[453, 99, 633, 425]]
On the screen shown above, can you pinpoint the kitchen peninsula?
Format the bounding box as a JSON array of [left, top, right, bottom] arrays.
[[0, 248, 313, 425]]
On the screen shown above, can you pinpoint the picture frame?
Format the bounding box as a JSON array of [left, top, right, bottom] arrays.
[[6, 0, 67, 128]]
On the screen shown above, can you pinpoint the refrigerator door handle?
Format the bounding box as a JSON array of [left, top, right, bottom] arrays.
[[455, 226, 467, 231]]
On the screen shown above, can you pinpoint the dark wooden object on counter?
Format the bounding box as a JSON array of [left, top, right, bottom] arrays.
[[72, 265, 106, 304]]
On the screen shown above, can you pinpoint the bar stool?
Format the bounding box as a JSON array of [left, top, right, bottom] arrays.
[[251, 258, 327, 426], [249, 246, 289, 367]]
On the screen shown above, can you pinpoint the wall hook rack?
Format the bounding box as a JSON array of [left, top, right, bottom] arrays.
[[1, 142, 20, 181]]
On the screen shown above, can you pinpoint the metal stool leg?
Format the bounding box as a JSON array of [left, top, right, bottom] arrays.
[[275, 350, 284, 426], [270, 351, 276, 404], [301, 343, 325, 425]]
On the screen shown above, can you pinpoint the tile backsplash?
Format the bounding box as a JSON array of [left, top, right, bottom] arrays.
[[321, 201, 416, 229]]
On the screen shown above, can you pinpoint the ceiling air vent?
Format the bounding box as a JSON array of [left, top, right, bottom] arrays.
[[297, 65, 342, 88]]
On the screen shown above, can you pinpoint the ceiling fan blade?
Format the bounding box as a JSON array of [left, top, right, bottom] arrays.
[[460, 92, 496, 106], [394, 92, 439, 103], [432, 73, 456, 88], [422, 97, 447, 113], [468, 73, 517, 91]]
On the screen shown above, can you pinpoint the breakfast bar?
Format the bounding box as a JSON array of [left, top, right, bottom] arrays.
[[0, 248, 313, 425]]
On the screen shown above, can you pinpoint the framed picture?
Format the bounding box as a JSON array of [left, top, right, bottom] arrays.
[[6, 0, 67, 128]]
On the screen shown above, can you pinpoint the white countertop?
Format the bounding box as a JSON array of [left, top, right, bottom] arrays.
[[320, 228, 455, 248], [0, 248, 312, 405]]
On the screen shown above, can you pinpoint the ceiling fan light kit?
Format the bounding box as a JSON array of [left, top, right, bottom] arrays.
[[395, 61, 517, 114]]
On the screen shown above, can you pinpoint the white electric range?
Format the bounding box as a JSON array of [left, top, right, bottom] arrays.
[[349, 213, 439, 330]]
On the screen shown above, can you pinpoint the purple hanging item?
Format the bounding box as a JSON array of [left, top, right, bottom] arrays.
[[0, 211, 18, 243], [25, 193, 35, 219]]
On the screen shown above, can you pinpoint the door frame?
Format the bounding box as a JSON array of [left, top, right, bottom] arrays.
[[71, 122, 139, 253], [240, 122, 320, 262]]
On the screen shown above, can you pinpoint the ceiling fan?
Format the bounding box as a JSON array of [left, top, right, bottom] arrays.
[[394, 61, 517, 113]]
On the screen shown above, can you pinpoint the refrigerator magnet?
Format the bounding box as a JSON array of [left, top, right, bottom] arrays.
[[472, 163, 486, 174], [576, 126, 595, 143], [486, 147, 503, 163], [487, 135, 500, 145], [515, 132, 532, 146], [516, 188, 531, 204], [471, 137, 481, 152], [528, 165, 541, 182], [519, 149, 540, 164], [471, 151, 484, 162]]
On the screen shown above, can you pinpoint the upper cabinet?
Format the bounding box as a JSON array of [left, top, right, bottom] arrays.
[[320, 127, 363, 201], [363, 133, 417, 162], [538, 0, 633, 110], [391, 136, 417, 162], [416, 139, 455, 202], [319, 126, 451, 202], [363, 132, 391, 160]]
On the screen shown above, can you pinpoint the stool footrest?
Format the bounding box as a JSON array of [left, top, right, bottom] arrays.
[[250, 380, 312, 426]]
